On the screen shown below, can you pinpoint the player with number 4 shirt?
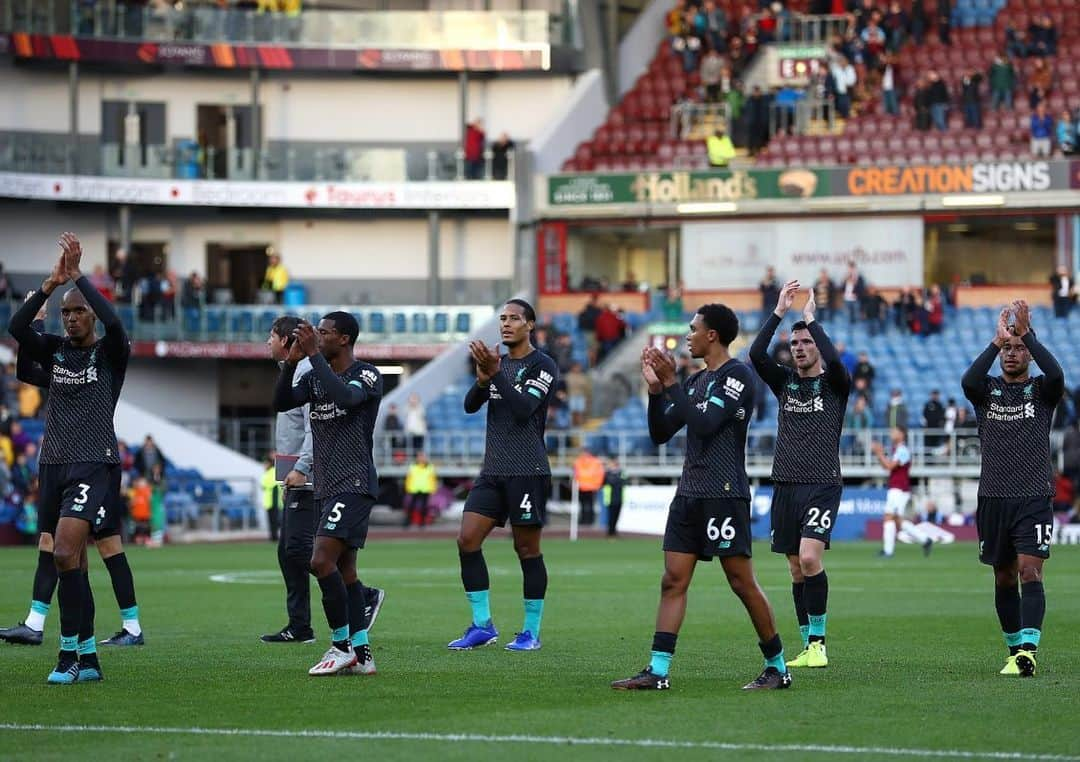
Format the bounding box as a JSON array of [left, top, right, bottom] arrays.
[[962, 300, 1064, 678], [612, 304, 792, 692], [749, 282, 850, 669], [449, 299, 558, 653]]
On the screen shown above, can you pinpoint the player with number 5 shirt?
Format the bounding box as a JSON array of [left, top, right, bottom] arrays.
[[962, 300, 1064, 678], [448, 299, 558, 653]]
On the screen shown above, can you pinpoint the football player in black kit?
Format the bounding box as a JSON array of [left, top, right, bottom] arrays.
[[962, 300, 1064, 677], [273, 314, 382, 676], [7, 232, 130, 684], [612, 304, 791, 691], [749, 281, 850, 669]]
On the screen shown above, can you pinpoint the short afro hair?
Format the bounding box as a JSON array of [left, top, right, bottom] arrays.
[[696, 303, 739, 346], [322, 310, 360, 346]]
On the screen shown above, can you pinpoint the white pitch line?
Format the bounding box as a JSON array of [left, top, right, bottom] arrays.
[[1, 724, 1077, 760]]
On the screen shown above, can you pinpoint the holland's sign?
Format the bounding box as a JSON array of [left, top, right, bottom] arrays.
[[0, 172, 514, 210]]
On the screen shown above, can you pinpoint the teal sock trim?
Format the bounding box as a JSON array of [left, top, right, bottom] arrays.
[[77, 637, 97, 656], [1019, 628, 1041, 647], [1004, 631, 1023, 648], [60, 635, 78, 652], [30, 600, 50, 616], [649, 650, 673, 677], [350, 629, 369, 648], [766, 652, 788, 673], [799, 625, 810, 648], [120, 605, 139, 620], [331, 625, 350, 644], [809, 614, 827, 638], [466, 590, 491, 627], [523, 599, 544, 638]]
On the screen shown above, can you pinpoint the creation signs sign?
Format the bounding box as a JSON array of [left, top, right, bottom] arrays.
[[0, 172, 514, 210], [545, 160, 1074, 211], [681, 217, 924, 288]]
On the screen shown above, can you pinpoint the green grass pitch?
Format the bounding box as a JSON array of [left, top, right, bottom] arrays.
[[0, 538, 1077, 761]]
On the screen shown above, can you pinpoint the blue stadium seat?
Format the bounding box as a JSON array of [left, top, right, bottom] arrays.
[[369, 312, 386, 334], [230, 309, 254, 335], [455, 313, 471, 334], [392, 312, 407, 334], [183, 307, 202, 334], [433, 312, 449, 333], [349, 311, 364, 333], [256, 310, 277, 336], [412, 313, 429, 333]]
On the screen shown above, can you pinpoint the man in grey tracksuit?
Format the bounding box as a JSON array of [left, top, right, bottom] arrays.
[[262, 315, 384, 643]]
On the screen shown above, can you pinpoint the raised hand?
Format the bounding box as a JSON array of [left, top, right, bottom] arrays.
[[44, 240, 71, 294], [1011, 299, 1031, 337], [802, 286, 817, 323], [58, 232, 83, 280], [775, 280, 800, 317], [641, 347, 662, 394], [293, 321, 318, 358], [993, 307, 1012, 346], [469, 340, 500, 381], [646, 346, 678, 387]]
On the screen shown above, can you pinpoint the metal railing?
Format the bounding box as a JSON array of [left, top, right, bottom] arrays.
[[1, 1, 569, 50], [0, 131, 514, 183], [769, 95, 835, 137], [0, 299, 494, 345], [164, 423, 1067, 481], [670, 102, 731, 141], [747, 12, 850, 45]]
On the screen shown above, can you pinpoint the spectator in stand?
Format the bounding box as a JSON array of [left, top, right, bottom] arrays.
[[1030, 102, 1054, 158], [703, 0, 728, 52], [706, 126, 736, 167], [988, 53, 1016, 111], [573, 447, 605, 526], [852, 0, 876, 33], [836, 341, 857, 375], [913, 74, 932, 130], [134, 435, 165, 477], [564, 362, 592, 428], [667, 0, 688, 37], [660, 285, 684, 322], [853, 351, 876, 396], [404, 393, 427, 452], [112, 248, 138, 304], [961, 69, 983, 129], [863, 286, 888, 336], [578, 293, 601, 364], [927, 70, 950, 131], [1028, 58, 1053, 108], [383, 402, 405, 454], [923, 389, 946, 449], [845, 394, 873, 452], [842, 262, 866, 323], [886, 388, 909, 431], [672, 29, 703, 73], [759, 266, 780, 320], [490, 133, 515, 181], [181, 271, 205, 308], [17, 382, 41, 419], [701, 47, 725, 102], [756, 4, 777, 43], [881, 53, 900, 116], [8, 420, 32, 455], [464, 118, 485, 180], [594, 304, 626, 363], [771, 329, 794, 368], [883, 1, 908, 52], [89, 265, 115, 302], [828, 54, 857, 119], [860, 17, 886, 70], [746, 85, 771, 155], [1050, 266, 1075, 319], [533, 326, 552, 357], [813, 268, 836, 322], [1057, 111, 1077, 156], [551, 333, 574, 374], [935, 0, 951, 46], [907, 290, 927, 334], [926, 284, 944, 334], [910, 0, 927, 45], [1029, 13, 1057, 58], [262, 252, 288, 304]]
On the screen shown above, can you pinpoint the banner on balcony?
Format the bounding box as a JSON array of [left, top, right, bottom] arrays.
[[4, 33, 548, 72], [681, 216, 924, 288], [0, 172, 514, 210]]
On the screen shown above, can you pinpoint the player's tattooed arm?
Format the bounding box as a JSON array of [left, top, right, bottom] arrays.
[[1013, 300, 1065, 405], [488, 355, 555, 423], [748, 311, 789, 397], [962, 307, 1010, 405]]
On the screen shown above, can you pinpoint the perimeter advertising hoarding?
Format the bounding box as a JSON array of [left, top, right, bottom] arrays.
[[545, 160, 1073, 210], [681, 217, 924, 289]]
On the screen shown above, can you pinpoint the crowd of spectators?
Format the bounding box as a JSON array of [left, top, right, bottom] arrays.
[[462, 119, 516, 181]]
